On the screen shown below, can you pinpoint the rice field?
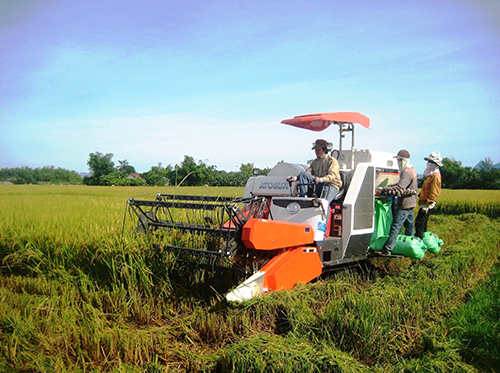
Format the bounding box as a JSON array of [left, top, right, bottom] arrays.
[[0, 184, 499, 372], [435, 189, 500, 218]]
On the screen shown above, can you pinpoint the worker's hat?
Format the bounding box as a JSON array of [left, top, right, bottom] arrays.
[[394, 149, 410, 159], [424, 151, 443, 167]]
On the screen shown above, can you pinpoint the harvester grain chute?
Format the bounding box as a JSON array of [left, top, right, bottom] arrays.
[[124, 112, 406, 301]]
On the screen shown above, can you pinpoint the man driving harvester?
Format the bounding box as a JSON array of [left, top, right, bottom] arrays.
[[286, 139, 342, 204]]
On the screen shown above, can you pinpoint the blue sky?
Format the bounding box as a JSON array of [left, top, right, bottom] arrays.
[[1, 0, 499, 174]]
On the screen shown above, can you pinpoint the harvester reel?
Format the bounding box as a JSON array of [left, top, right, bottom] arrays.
[[125, 194, 269, 276]]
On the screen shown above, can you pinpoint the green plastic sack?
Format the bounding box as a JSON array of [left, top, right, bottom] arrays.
[[392, 233, 426, 260], [369, 233, 426, 260], [370, 199, 393, 246], [422, 232, 444, 254], [369, 235, 388, 252]]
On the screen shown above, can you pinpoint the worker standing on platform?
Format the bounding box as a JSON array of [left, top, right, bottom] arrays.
[[375, 149, 418, 256], [415, 152, 443, 239]]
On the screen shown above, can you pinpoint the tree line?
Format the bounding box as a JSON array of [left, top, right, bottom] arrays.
[[439, 157, 500, 189], [0, 166, 82, 185], [1, 152, 499, 189], [81, 152, 270, 187]]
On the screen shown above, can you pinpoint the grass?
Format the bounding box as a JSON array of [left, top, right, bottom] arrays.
[[448, 262, 500, 371], [0, 185, 499, 372]]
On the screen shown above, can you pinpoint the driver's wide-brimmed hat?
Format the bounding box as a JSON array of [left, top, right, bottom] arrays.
[[424, 151, 443, 167], [312, 139, 328, 149]]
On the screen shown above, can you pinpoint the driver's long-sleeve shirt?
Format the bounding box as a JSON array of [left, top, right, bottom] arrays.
[[307, 154, 342, 190]]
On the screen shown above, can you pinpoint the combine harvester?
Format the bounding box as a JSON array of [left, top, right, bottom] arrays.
[[125, 112, 415, 302]]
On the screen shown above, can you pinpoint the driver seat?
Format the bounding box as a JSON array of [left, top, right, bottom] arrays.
[[331, 171, 347, 202]]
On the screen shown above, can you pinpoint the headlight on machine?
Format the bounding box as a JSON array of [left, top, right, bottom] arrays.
[[286, 202, 300, 215]]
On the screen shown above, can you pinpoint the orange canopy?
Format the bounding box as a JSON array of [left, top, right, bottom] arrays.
[[281, 112, 370, 131]]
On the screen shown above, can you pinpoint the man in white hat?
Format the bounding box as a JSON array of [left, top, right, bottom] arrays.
[[415, 151, 443, 239]]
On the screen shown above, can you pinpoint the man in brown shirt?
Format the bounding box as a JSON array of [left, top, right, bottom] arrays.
[[375, 149, 418, 255]]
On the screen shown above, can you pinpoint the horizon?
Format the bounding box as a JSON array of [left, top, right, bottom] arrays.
[[1, 151, 497, 175]]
